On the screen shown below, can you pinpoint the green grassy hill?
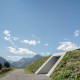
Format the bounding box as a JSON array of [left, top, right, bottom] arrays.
[[24, 55, 50, 74], [51, 49, 80, 80], [24, 49, 80, 80]]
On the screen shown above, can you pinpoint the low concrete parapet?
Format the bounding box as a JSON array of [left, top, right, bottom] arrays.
[[35, 52, 66, 76]]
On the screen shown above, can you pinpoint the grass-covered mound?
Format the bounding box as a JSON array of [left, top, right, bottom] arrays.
[[51, 49, 80, 80], [24, 55, 50, 74]]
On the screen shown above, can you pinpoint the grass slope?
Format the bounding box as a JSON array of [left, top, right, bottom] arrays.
[[24, 55, 50, 74], [51, 49, 80, 80]]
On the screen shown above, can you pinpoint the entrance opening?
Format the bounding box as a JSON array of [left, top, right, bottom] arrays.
[[37, 56, 60, 74]]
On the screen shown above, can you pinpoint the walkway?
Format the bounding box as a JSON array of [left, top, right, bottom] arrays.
[[0, 69, 51, 80]]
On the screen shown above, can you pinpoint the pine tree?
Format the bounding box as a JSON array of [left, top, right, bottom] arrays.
[[4, 62, 10, 68], [0, 63, 2, 70]]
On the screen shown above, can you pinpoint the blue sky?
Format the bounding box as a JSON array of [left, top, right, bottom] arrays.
[[0, 0, 80, 61]]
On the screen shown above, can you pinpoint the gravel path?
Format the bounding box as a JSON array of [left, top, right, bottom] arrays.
[[0, 69, 51, 80]]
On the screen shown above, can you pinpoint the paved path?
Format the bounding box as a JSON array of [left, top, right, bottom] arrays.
[[0, 69, 51, 80]]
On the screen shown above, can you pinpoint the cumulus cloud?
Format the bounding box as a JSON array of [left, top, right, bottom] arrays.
[[3, 30, 11, 37], [18, 48, 36, 55], [4, 30, 12, 42], [8, 47, 18, 53], [3, 30, 18, 47], [4, 37, 12, 42], [8, 47, 36, 55], [21, 40, 40, 45], [57, 41, 79, 51], [44, 44, 49, 46], [74, 30, 80, 37], [7, 56, 22, 61], [12, 37, 19, 41]]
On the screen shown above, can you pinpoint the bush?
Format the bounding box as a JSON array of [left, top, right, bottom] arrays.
[[1, 68, 12, 73]]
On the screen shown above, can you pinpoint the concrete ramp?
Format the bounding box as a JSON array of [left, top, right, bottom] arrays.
[[35, 52, 66, 76]]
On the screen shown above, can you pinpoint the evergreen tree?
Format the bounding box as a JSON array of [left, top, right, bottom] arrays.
[[0, 63, 2, 70], [4, 62, 10, 68]]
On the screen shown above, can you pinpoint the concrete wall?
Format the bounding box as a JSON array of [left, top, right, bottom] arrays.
[[37, 56, 60, 74], [35, 52, 66, 76]]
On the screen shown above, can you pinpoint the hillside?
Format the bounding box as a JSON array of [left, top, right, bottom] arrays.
[[24, 55, 50, 74], [51, 49, 80, 80], [24, 49, 80, 80]]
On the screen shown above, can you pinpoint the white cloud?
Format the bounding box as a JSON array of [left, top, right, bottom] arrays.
[[44, 44, 49, 46], [7, 56, 22, 61], [57, 41, 79, 51], [12, 37, 19, 41], [74, 30, 80, 37], [8, 47, 18, 53], [4, 30, 12, 42], [3, 30, 11, 37], [21, 40, 40, 45], [18, 48, 36, 55], [4, 37, 11, 41], [3, 30, 18, 47], [8, 47, 36, 55]]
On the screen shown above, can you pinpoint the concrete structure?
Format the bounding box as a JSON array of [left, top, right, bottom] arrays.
[[35, 52, 66, 76]]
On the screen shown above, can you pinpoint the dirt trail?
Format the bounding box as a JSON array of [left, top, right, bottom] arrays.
[[0, 69, 51, 80]]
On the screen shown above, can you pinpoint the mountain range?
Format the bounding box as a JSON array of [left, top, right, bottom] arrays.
[[9, 54, 43, 68], [0, 56, 8, 64]]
